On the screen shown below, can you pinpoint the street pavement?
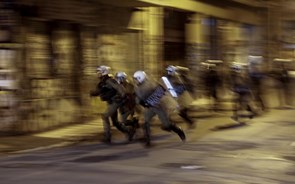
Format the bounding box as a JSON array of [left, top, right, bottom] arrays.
[[0, 98, 214, 155], [0, 105, 294, 183], [0, 98, 293, 156]]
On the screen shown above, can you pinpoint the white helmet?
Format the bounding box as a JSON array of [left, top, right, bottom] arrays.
[[133, 70, 146, 84], [231, 63, 243, 73], [115, 71, 127, 83], [166, 65, 176, 76], [96, 65, 110, 76]]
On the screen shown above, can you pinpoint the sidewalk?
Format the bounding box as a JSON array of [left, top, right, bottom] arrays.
[[0, 98, 293, 155], [0, 98, 217, 154], [0, 118, 104, 155]]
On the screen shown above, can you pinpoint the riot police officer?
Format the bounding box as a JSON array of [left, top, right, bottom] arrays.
[[115, 71, 139, 131], [90, 66, 134, 144], [248, 56, 265, 111], [230, 63, 256, 120], [163, 65, 195, 128], [133, 70, 186, 147], [204, 64, 220, 111]]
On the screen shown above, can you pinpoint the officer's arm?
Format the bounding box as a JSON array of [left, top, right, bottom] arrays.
[[89, 84, 101, 96], [134, 89, 149, 108], [135, 96, 149, 108]]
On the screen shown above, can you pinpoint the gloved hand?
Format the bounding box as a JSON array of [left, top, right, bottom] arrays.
[[139, 100, 150, 108]]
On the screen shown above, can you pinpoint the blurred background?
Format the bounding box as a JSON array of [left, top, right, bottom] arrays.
[[0, 0, 294, 134]]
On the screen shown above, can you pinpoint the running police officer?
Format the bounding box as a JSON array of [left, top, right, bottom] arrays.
[[230, 63, 256, 120], [163, 65, 195, 128], [90, 66, 134, 144], [115, 71, 139, 131], [133, 70, 186, 147]]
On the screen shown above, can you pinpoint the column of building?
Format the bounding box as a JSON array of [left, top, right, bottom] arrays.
[[185, 13, 208, 97], [0, 0, 20, 134], [141, 7, 164, 77]]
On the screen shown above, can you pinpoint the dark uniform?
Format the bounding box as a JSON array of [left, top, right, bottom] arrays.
[[205, 66, 220, 110], [115, 73, 139, 130], [90, 71, 134, 143], [230, 64, 256, 120], [248, 64, 265, 111]]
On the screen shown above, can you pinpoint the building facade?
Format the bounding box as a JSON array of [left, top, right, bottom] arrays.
[[0, 0, 294, 134]]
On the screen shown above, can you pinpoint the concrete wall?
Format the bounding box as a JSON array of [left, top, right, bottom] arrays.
[[1, 0, 294, 134], [0, 0, 141, 134]]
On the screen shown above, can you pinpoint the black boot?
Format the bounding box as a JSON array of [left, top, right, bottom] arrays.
[[127, 126, 136, 142], [125, 117, 140, 129], [170, 125, 186, 142], [113, 120, 132, 140], [128, 117, 140, 142], [124, 118, 139, 142], [103, 132, 111, 144], [113, 121, 127, 133], [132, 117, 140, 128]]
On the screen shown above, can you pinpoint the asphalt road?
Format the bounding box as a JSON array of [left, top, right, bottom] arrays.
[[0, 109, 294, 184]]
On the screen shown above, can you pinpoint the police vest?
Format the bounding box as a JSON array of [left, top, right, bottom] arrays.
[[98, 77, 117, 101]]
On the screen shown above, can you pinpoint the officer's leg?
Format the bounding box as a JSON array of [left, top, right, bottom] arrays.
[[245, 92, 258, 118], [143, 108, 156, 147], [110, 110, 118, 127], [123, 106, 141, 138], [155, 107, 186, 142], [119, 109, 137, 142], [213, 86, 219, 111], [101, 103, 114, 143], [110, 103, 136, 142], [231, 93, 239, 121], [179, 107, 194, 126], [120, 106, 136, 127], [254, 81, 265, 110], [109, 103, 126, 132], [258, 95, 265, 111]]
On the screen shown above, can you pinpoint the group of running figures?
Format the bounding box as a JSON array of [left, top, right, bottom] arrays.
[[90, 65, 195, 147], [90, 61, 274, 147]]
